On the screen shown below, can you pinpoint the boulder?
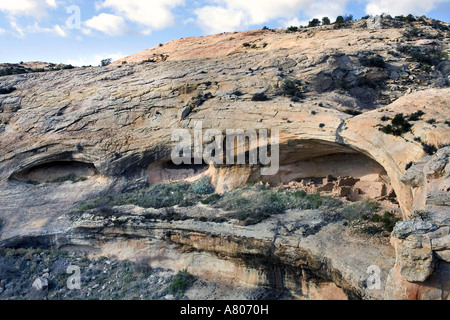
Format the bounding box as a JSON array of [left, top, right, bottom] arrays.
[[32, 277, 48, 291]]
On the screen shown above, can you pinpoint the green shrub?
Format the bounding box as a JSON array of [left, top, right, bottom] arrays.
[[201, 194, 221, 204], [382, 212, 401, 232], [48, 174, 87, 184], [136, 182, 192, 208], [405, 162, 414, 170], [379, 113, 412, 136], [243, 42, 251, 47], [281, 79, 303, 99], [335, 16, 344, 25], [422, 143, 437, 155], [287, 26, 299, 32], [252, 92, 269, 101], [341, 199, 379, 222], [408, 110, 425, 121], [78, 182, 193, 211], [293, 190, 307, 198], [322, 17, 331, 25], [308, 18, 320, 27], [168, 270, 195, 297], [304, 193, 323, 209], [403, 27, 420, 39], [192, 175, 214, 195]]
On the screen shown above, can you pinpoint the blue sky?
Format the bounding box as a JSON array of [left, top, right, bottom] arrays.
[[0, 0, 449, 66]]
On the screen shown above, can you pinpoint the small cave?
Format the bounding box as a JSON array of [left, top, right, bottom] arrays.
[[12, 161, 99, 184], [148, 159, 209, 184]]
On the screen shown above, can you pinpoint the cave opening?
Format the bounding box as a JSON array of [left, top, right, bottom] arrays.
[[12, 161, 99, 184], [264, 139, 397, 204]]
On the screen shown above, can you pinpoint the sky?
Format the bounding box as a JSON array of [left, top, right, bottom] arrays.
[[0, 0, 449, 66]]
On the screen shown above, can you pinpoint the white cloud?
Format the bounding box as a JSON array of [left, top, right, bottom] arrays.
[[0, 27, 6, 35], [365, 0, 449, 16], [0, 0, 58, 18], [98, 0, 185, 30], [194, 0, 350, 34], [8, 19, 69, 38], [85, 13, 131, 36], [66, 52, 125, 67]]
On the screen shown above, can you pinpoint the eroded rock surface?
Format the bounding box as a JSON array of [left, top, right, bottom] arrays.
[[0, 18, 449, 299]]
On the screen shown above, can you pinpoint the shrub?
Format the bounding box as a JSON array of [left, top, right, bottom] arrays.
[[77, 182, 193, 211], [201, 194, 221, 205], [252, 92, 269, 101], [359, 55, 386, 68], [408, 110, 425, 121], [403, 27, 420, 39], [422, 143, 437, 155], [322, 17, 331, 25], [100, 58, 112, 67], [427, 119, 436, 124], [382, 212, 401, 232], [344, 15, 353, 22], [0, 87, 17, 95], [335, 16, 345, 26], [405, 14, 416, 22], [281, 79, 303, 98], [381, 116, 391, 122], [192, 175, 214, 195], [48, 174, 87, 184], [341, 199, 379, 222], [405, 162, 414, 170], [379, 113, 411, 136], [136, 182, 192, 208], [319, 123, 325, 128], [168, 270, 195, 297], [308, 19, 321, 27], [287, 26, 299, 32], [303, 193, 323, 209]]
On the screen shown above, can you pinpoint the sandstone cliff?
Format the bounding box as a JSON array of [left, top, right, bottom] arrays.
[[0, 16, 449, 300]]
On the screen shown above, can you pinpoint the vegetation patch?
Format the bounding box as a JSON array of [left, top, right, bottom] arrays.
[[378, 113, 412, 136], [168, 270, 195, 298], [251, 92, 269, 101], [281, 79, 304, 100], [369, 212, 401, 232], [48, 174, 88, 184], [0, 87, 16, 95], [192, 175, 214, 195], [341, 198, 379, 222], [214, 186, 342, 226], [78, 182, 197, 211]]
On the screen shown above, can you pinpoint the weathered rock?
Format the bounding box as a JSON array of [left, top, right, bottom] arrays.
[[393, 235, 435, 283], [0, 19, 449, 301], [32, 277, 48, 291], [392, 220, 439, 239], [435, 250, 450, 263]]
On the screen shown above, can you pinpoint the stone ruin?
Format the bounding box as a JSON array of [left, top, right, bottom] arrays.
[[285, 175, 398, 205]]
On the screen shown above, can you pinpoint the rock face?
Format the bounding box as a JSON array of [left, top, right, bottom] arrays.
[[0, 18, 449, 300], [385, 148, 450, 299]]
